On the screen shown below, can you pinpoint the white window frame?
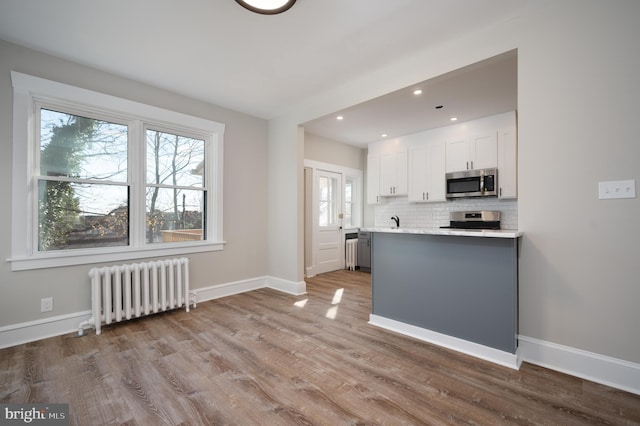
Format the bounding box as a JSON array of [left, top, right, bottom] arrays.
[[303, 159, 363, 230], [9, 71, 225, 271]]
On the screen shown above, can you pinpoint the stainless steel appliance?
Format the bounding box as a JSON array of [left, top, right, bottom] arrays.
[[440, 211, 501, 230], [446, 168, 498, 199]]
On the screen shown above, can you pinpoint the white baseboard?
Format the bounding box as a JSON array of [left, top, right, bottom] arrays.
[[369, 314, 521, 370], [267, 276, 307, 295], [518, 335, 640, 396], [0, 310, 92, 349], [193, 276, 269, 304], [0, 275, 306, 349]]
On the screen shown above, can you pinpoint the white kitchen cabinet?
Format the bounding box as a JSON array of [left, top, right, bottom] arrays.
[[366, 153, 382, 204], [445, 132, 497, 172], [379, 150, 407, 196], [498, 126, 517, 198], [408, 141, 445, 202]]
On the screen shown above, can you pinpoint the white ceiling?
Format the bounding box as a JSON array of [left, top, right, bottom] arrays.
[[303, 50, 517, 147], [0, 0, 529, 147]]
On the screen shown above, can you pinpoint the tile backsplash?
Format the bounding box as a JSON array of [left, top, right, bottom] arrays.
[[373, 197, 518, 230]]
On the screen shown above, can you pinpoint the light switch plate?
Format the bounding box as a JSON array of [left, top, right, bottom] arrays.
[[598, 180, 636, 200]]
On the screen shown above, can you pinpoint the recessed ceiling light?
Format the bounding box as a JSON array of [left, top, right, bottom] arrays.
[[450, 117, 458, 122], [336, 116, 344, 120], [235, 0, 296, 15], [381, 133, 388, 138], [413, 89, 423, 95]]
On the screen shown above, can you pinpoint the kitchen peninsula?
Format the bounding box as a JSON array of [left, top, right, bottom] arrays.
[[365, 227, 522, 368]]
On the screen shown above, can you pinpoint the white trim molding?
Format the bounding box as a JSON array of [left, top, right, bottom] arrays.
[[369, 314, 521, 370], [0, 310, 92, 349], [518, 335, 640, 396], [267, 276, 307, 295], [9, 71, 225, 271], [192, 277, 269, 304]]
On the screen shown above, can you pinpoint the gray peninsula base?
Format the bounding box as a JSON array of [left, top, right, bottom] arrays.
[[371, 232, 519, 354]]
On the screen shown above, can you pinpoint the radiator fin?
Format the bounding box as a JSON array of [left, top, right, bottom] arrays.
[[80, 257, 190, 335], [346, 239, 358, 271]]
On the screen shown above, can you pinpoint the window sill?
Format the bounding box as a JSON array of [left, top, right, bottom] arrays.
[[7, 241, 225, 271]]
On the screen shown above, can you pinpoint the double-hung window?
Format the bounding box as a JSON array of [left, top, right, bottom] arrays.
[[10, 72, 224, 271]]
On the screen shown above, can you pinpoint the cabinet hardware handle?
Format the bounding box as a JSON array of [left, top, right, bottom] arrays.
[[466, 161, 469, 170], [426, 192, 429, 200], [499, 187, 502, 197], [471, 160, 474, 169]]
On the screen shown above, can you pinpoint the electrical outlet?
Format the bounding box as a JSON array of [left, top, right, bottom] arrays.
[[598, 180, 636, 200], [41, 297, 53, 312]]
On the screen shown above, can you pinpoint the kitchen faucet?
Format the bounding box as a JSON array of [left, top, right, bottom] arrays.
[[391, 215, 400, 228]]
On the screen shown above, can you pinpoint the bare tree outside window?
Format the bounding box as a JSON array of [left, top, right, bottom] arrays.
[[38, 109, 128, 251], [145, 129, 206, 243]]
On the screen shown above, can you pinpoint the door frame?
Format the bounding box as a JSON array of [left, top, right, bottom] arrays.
[[304, 159, 363, 278]]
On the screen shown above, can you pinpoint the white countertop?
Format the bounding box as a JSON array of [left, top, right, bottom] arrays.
[[361, 227, 522, 239]]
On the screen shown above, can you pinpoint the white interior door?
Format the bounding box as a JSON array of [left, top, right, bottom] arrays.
[[314, 170, 343, 275]]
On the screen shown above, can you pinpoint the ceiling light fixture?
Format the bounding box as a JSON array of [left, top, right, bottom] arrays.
[[381, 133, 388, 138], [413, 89, 423, 95], [336, 116, 344, 120], [235, 0, 297, 15], [450, 117, 458, 122]]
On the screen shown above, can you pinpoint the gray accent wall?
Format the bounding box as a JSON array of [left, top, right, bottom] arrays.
[[372, 232, 518, 353]]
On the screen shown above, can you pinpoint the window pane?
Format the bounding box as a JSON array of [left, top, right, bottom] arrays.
[[318, 176, 337, 227], [38, 180, 129, 251], [40, 109, 128, 181], [146, 130, 205, 187], [345, 180, 353, 202], [146, 188, 205, 243]]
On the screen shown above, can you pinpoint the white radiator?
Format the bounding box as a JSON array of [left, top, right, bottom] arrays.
[[79, 257, 191, 335], [346, 239, 358, 271]]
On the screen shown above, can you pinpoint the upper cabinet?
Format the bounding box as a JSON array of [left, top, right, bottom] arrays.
[[366, 153, 382, 204], [367, 111, 517, 204], [445, 132, 497, 173], [408, 141, 445, 202], [379, 150, 407, 197], [497, 126, 517, 199]]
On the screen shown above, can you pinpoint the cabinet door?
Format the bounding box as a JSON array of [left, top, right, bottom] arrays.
[[379, 151, 407, 196], [395, 150, 408, 195], [379, 153, 396, 196], [498, 127, 517, 198], [445, 138, 469, 172], [471, 132, 498, 170], [366, 154, 382, 204], [425, 141, 446, 202], [408, 146, 429, 202]]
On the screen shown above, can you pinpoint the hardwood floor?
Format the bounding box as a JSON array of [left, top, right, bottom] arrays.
[[1, 270, 639, 425]]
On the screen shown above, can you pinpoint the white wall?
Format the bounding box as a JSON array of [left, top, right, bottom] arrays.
[[516, 1, 640, 363], [269, 0, 640, 376], [304, 132, 366, 171], [0, 40, 269, 328]]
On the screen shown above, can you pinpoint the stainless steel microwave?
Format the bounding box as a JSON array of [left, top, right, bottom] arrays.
[[445, 168, 498, 199]]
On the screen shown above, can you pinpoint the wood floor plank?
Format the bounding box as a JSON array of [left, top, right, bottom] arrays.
[[1, 269, 639, 425]]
